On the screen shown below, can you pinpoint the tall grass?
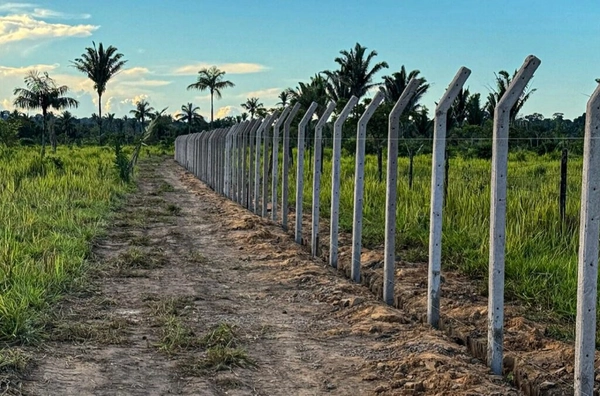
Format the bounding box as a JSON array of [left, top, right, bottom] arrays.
[[286, 148, 582, 321], [0, 146, 131, 343]]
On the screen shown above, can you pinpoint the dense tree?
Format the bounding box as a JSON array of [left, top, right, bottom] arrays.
[[187, 66, 235, 126], [241, 97, 264, 119], [72, 42, 127, 124], [13, 71, 79, 155]]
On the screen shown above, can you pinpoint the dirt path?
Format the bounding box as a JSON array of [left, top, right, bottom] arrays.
[[20, 157, 518, 395]]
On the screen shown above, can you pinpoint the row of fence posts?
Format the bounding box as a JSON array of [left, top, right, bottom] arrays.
[[175, 55, 600, 395]]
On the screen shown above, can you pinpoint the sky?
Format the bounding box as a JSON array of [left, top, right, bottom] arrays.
[[0, 0, 598, 121]]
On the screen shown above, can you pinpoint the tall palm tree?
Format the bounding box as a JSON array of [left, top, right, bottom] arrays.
[[13, 71, 79, 156], [72, 42, 127, 125], [176, 102, 204, 134], [241, 97, 264, 119], [186, 66, 235, 126], [485, 70, 536, 121], [323, 42, 388, 100], [381, 66, 430, 112], [129, 100, 154, 133]]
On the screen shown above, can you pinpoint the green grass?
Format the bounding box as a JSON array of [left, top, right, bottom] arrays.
[[0, 145, 134, 343], [280, 148, 584, 324]]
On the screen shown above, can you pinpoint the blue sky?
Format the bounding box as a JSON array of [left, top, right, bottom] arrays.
[[0, 0, 598, 120]]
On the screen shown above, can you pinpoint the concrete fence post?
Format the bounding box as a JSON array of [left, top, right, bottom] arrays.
[[237, 122, 251, 204], [224, 126, 237, 197], [426, 67, 471, 320], [282, 103, 302, 231], [574, 83, 600, 396], [272, 106, 292, 222], [251, 117, 268, 212], [383, 77, 423, 305], [255, 114, 276, 215], [311, 101, 337, 257], [241, 120, 257, 205], [245, 120, 261, 208], [329, 96, 358, 268], [351, 90, 385, 282], [295, 102, 319, 244], [262, 111, 279, 217], [488, 55, 541, 375]]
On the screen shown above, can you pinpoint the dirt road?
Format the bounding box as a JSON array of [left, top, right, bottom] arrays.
[[19, 157, 518, 395]]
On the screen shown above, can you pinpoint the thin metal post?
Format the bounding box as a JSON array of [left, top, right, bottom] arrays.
[[282, 103, 301, 231], [272, 106, 292, 222], [574, 83, 600, 396], [488, 55, 540, 375], [350, 91, 384, 282], [311, 101, 336, 257], [426, 67, 471, 319], [383, 77, 423, 305], [329, 96, 358, 267], [295, 102, 319, 244]]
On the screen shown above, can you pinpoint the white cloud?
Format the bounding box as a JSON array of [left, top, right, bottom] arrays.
[[0, 63, 58, 76], [174, 62, 268, 76], [215, 106, 240, 119], [0, 14, 98, 46], [31, 8, 91, 20]]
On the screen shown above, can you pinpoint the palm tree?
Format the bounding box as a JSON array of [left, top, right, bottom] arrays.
[[71, 42, 127, 126], [381, 66, 430, 112], [241, 97, 264, 119], [323, 42, 388, 100], [186, 66, 235, 126], [288, 74, 329, 116], [176, 102, 204, 134], [485, 70, 536, 121], [276, 90, 291, 108], [13, 71, 79, 156], [466, 93, 485, 126], [57, 111, 77, 142], [129, 100, 154, 133]]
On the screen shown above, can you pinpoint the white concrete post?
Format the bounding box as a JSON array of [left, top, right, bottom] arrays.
[[262, 111, 279, 217], [282, 103, 302, 231], [250, 117, 266, 212], [351, 90, 385, 283], [295, 102, 319, 244], [311, 101, 337, 257], [241, 120, 256, 205], [245, 120, 261, 208], [271, 106, 292, 222], [488, 55, 540, 375], [427, 67, 471, 319], [237, 122, 251, 204], [383, 77, 423, 305], [255, 114, 275, 215], [224, 126, 237, 197], [329, 96, 358, 268], [574, 84, 600, 396]]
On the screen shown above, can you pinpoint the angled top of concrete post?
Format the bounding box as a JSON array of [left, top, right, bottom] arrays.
[[274, 106, 292, 129], [496, 55, 541, 114], [390, 77, 421, 122], [284, 103, 302, 129], [435, 67, 472, 115], [316, 101, 337, 129], [334, 96, 359, 128]]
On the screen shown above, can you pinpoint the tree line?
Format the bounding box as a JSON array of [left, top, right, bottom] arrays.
[[0, 41, 591, 162]]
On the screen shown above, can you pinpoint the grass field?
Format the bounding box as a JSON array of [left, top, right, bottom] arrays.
[[288, 148, 583, 322], [0, 146, 134, 343]]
